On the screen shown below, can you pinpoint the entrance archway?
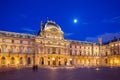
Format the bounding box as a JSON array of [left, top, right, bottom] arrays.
[[1, 57, 5, 64], [27, 57, 31, 65], [20, 57, 23, 64], [64, 58, 67, 66], [11, 57, 15, 64], [40, 57, 44, 65]]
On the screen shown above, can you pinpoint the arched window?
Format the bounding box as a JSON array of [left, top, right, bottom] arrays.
[[1, 57, 5, 64]]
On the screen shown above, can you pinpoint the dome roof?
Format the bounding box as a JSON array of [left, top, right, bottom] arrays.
[[37, 20, 62, 35], [44, 20, 61, 30]]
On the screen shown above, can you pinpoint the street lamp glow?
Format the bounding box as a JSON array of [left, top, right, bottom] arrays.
[[70, 58, 72, 61], [52, 57, 55, 61]]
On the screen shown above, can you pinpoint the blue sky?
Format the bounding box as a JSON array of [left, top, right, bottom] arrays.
[[0, 0, 120, 42]]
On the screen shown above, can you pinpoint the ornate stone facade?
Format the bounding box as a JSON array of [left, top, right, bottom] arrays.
[[0, 20, 120, 68]]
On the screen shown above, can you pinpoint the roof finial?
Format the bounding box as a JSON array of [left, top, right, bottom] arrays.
[[40, 21, 43, 31], [47, 17, 49, 21]]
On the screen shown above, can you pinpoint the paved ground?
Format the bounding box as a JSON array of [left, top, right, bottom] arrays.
[[0, 67, 120, 80]]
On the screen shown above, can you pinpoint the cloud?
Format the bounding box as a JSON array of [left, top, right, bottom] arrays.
[[86, 32, 120, 42], [64, 32, 74, 36], [102, 16, 120, 23], [22, 28, 36, 32]]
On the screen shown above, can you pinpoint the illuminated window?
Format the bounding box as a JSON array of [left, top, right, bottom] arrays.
[[40, 47, 42, 53], [28, 48, 30, 53], [1, 46, 6, 53], [20, 47, 23, 53], [11, 47, 14, 53]]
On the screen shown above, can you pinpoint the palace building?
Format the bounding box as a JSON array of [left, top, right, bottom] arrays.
[[0, 20, 120, 68]]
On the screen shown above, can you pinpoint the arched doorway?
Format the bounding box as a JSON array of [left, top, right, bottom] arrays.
[[64, 58, 67, 66], [20, 57, 23, 64], [1, 57, 5, 64], [52, 57, 56, 66], [48, 61, 50, 65], [58, 61, 61, 66], [11, 57, 15, 64], [105, 58, 108, 64], [40, 57, 44, 65], [27, 57, 31, 65]]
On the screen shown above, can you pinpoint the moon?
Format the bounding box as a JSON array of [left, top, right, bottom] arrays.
[[73, 19, 78, 23]]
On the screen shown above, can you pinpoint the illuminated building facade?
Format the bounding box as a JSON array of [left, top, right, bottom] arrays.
[[0, 20, 120, 68]]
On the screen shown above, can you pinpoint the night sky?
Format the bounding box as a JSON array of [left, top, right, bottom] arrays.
[[0, 0, 120, 42]]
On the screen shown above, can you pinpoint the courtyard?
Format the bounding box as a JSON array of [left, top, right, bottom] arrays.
[[0, 67, 120, 80]]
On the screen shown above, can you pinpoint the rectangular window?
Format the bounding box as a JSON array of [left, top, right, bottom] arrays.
[[2, 46, 5, 52], [20, 40, 23, 44], [28, 48, 30, 53], [11, 40, 14, 43], [20, 47, 23, 53], [11, 47, 14, 53]]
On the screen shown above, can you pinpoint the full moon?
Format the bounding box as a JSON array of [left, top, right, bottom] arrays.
[[73, 19, 78, 23]]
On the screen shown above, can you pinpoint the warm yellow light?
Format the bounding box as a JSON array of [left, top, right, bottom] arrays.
[[70, 58, 72, 61], [52, 57, 55, 61], [8, 61, 10, 64], [16, 61, 19, 64]]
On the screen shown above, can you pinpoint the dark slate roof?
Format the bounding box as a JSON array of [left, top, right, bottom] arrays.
[[37, 20, 60, 35], [103, 37, 120, 45]]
